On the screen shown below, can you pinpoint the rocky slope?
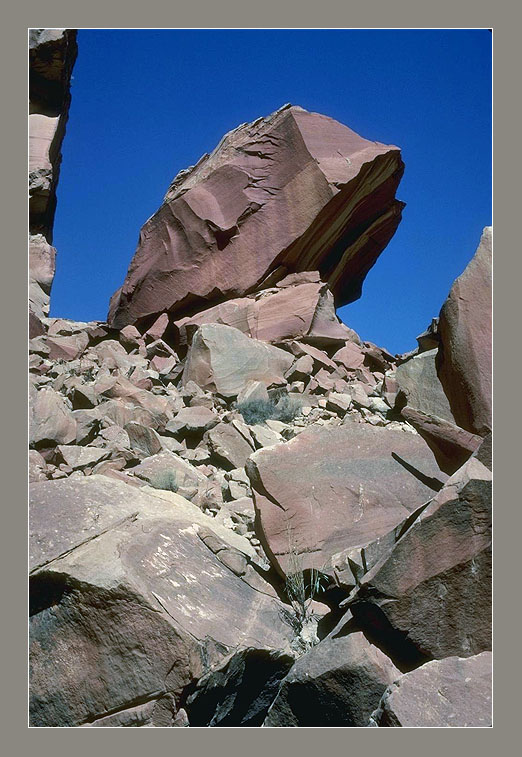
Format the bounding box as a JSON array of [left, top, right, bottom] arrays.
[[28, 76, 492, 727]]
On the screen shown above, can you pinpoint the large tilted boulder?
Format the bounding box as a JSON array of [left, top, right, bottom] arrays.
[[182, 323, 294, 397], [344, 456, 492, 661], [29, 29, 77, 317], [369, 652, 492, 727], [174, 275, 356, 349], [437, 227, 492, 436], [29, 476, 293, 727], [263, 631, 400, 727], [245, 422, 446, 580], [108, 104, 404, 328]]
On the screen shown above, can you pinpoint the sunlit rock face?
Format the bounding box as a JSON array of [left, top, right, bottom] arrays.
[[29, 29, 78, 319], [108, 104, 405, 329]]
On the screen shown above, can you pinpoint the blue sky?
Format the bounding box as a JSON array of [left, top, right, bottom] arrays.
[[50, 29, 491, 354]]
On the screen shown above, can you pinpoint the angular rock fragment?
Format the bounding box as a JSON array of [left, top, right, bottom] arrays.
[[183, 324, 293, 398], [369, 652, 492, 727], [30, 386, 77, 448], [56, 445, 111, 471], [437, 227, 492, 436], [345, 456, 492, 660], [206, 422, 255, 470], [109, 105, 404, 328], [264, 632, 399, 727], [174, 280, 354, 349], [246, 423, 445, 579], [396, 348, 454, 423]]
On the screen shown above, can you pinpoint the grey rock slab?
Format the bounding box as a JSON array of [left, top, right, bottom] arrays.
[[183, 324, 293, 398]]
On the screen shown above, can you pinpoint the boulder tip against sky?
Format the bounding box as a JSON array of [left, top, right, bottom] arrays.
[[108, 104, 405, 329]]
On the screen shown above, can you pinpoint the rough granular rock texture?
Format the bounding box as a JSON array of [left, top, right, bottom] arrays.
[[108, 104, 404, 328]]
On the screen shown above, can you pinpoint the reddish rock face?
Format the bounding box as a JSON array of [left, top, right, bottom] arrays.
[[174, 278, 354, 349], [245, 423, 445, 578], [437, 227, 492, 436], [108, 105, 404, 328]]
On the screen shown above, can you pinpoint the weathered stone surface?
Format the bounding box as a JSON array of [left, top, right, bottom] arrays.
[[264, 632, 399, 727], [57, 445, 110, 471], [166, 406, 219, 436], [29, 477, 292, 726], [206, 422, 255, 470], [369, 652, 492, 727], [109, 104, 404, 328], [29, 29, 77, 316], [119, 324, 142, 352], [29, 235, 56, 318], [30, 386, 77, 448], [46, 332, 89, 362], [183, 324, 293, 398], [129, 451, 208, 503], [346, 457, 492, 661], [437, 227, 492, 436], [186, 648, 294, 727], [416, 317, 440, 353], [124, 422, 163, 458], [29, 449, 49, 482], [175, 280, 354, 348], [237, 380, 270, 406], [246, 423, 445, 578], [332, 342, 365, 371], [401, 406, 482, 475], [396, 349, 454, 423]]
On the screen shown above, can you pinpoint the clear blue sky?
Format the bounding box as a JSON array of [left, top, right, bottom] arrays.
[[51, 29, 491, 354]]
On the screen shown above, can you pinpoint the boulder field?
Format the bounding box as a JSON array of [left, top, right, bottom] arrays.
[[28, 31, 492, 727]]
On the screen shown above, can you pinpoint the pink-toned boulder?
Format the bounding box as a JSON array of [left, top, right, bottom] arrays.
[[332, 342, 366, 371], [174, 279, 355, 349], [182, 324, 294, 398], [30, 386, 77, 448], [369, 653, 492, 727], [437, 227, 492, 436], [108, 104, 404, 328], [245, 423, 445, 579]]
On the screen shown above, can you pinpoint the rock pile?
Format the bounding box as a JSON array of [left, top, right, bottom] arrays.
[[28, 78, 492, 727]]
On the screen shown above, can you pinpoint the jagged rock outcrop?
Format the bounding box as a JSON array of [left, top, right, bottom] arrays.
[[108, 104, 404, 329], [437, 227, 492, 436], [29, 29, 77, 319]]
